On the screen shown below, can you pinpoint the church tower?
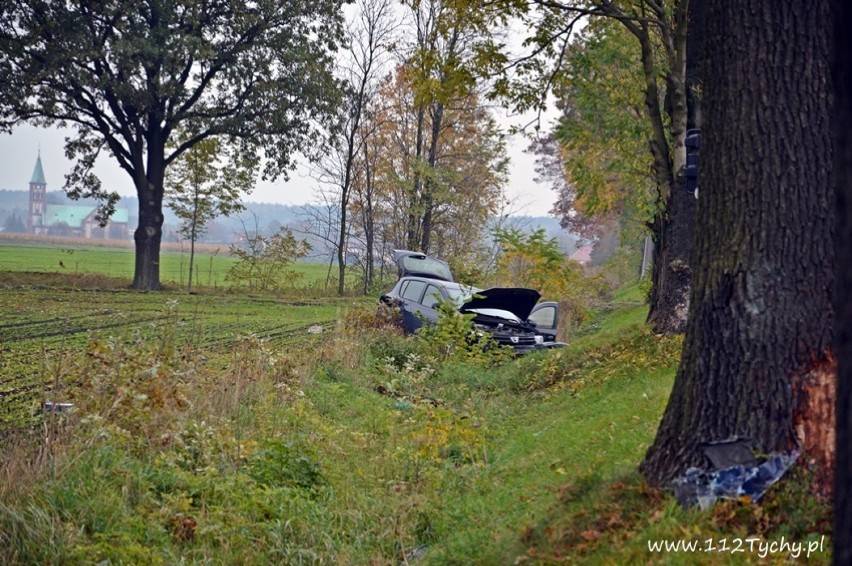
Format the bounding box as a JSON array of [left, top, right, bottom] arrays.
[[28, 152, 46, 233]]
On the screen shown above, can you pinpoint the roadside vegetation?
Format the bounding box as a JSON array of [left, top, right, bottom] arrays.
[[0, 278, 830, 563]]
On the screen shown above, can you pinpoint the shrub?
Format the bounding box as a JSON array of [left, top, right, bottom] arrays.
[[247, 438, 324, 493], [491, 227, 607, 340], [225, 228, 310, 291], [416, 298, 513, 366]]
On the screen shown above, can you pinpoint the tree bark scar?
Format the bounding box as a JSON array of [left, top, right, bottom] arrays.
[[792, 351, 836, 497]]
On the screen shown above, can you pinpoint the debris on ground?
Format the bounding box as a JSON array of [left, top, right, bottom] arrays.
[[672, 437, 799, 509], [43, 402, 75, 413]]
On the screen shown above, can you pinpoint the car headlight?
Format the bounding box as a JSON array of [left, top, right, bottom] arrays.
[[534, 335, 544, 344]]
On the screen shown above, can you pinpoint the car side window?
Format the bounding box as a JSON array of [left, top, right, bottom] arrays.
[[398, 281, 409, 298], [422, 284, 443, 309], [401, 280, 427, 303], [529, 305, 556, 328]]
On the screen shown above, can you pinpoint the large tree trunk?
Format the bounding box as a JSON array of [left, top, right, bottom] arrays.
[[132, 176, 165, 291], [646, 0, 700, 335], [619, 5, 693, 335], [834, 0, 852, 561], [646, 184, 696, 333], [131, 130, 167, 291], [641, 0, 834, 487]]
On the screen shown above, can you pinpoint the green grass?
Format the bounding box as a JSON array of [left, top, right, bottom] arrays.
[[0, 284, 831, 564], [0, 243, 335, 288], [414, 323, 684, 562], [611, 280, 648, 303]]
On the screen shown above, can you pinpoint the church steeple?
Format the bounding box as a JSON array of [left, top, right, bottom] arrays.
[[30, 151, 46, 185], [28, 150, 47, 233]]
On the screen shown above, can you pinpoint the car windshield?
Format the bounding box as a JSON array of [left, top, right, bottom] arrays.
[[465, 308, 523, 324], [444, 285, 479, 305]]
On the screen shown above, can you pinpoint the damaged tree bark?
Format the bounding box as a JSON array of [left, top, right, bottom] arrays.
[[641, 0, 835, 488]]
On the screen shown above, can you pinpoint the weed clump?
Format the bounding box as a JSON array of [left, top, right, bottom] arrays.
[[514, 325, 683, 393]]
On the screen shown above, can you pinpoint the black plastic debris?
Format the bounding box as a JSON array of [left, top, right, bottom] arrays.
[[672, 440, 799, 510], [699, 437, 758, 469]]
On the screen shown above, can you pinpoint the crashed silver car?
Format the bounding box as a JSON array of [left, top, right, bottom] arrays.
[[380, 250, 563, 354]]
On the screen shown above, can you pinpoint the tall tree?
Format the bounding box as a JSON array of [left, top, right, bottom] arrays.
[[641, 0, 834, 487], [367, 67, 508, 266], [166, 135, 251, 292], [350, 113, 382, 292], [0, 0, 344, 290], [401, 0, 501, 253], [314, 0, 394, 296], [540, 18, 656, 274], [834, 0, 852, 561], [492, 0, 694, 333]]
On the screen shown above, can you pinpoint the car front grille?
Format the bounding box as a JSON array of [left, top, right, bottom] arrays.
[[491, 332, 536, 347]]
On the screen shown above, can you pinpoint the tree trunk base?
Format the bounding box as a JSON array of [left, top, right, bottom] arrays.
[[132, 225, 163, 291]]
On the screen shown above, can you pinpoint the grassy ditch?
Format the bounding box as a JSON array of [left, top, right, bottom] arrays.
[[0, 285, 831, 564]]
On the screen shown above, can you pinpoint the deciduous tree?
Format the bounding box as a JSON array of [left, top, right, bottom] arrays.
[[641, 0, 834, 489], [551, 19, 654, 225], [0, 0, 345, 289], [366, 67, 508, 268], [166, 135, 252, 292], [400, 0, 505, 253], [537, 19, 655, 279], [226, 227, 311, 292], [314, 0, 394, 295], [492, 0, 694, 333]]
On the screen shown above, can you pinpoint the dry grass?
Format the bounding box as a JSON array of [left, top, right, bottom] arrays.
[[0, 271, 131, 290]]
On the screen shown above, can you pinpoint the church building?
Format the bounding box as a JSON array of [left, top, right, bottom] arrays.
[[27, 153, 130, 240]]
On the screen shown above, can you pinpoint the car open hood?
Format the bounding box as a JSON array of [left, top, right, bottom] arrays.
[[392, 250, 453, 281], [459, 287, 541, 321]]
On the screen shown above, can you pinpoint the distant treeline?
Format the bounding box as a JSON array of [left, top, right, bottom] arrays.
[[0, 189, 578, 260]]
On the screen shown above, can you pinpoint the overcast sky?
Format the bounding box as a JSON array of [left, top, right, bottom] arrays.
[[0, 112, 559, 217]]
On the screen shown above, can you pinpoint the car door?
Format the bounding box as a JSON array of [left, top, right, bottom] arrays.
[[416, 283, 446, 325], [399, 279, 428, 332], [527, 301, 558, 341]]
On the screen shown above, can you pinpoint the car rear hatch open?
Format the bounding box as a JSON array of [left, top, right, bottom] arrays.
[[392, 250, 454, 281]]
